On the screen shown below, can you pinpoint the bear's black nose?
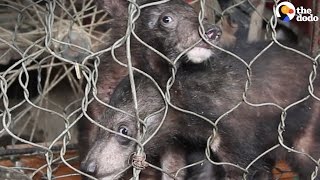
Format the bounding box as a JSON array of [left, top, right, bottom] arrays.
[[81, 159, 97, 175], [205, 26, 222, 41]]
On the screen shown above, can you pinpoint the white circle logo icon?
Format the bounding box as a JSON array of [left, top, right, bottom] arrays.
[[275, 2, 296, 22]]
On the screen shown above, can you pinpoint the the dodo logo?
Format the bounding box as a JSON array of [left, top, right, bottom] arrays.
[[275, 1, 295, 22], [275, 1, 319, 22]]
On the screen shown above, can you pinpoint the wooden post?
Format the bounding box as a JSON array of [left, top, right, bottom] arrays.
[[247, 0, 266, 42]]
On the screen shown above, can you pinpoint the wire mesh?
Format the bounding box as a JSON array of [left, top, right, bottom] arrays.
[[0, 0, 319, 180], [0, 0, 109, 179]]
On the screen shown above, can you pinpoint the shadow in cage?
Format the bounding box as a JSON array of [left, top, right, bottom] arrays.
[[0, 0, 319, 180]]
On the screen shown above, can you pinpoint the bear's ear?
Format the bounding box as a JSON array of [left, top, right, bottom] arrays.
[[95, 0, 128, 17]]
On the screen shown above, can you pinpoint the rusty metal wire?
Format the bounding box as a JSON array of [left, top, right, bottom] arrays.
[[0, 0, 319, 180]]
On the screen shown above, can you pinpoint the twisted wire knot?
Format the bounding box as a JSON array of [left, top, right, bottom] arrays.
[[130, 152, 148, 170]]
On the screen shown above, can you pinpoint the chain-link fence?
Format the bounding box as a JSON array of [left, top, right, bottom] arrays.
[[0, 0, 319, 179]]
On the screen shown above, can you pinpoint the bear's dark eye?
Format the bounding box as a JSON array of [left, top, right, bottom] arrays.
[[118, 126, 129, 136], [162, 16, 173, 24], [116, 125, 131, 145]]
